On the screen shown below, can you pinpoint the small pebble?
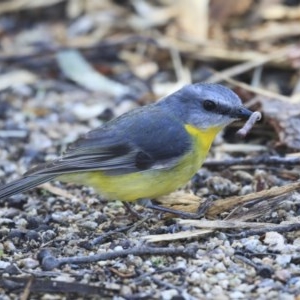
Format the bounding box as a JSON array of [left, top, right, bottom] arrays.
[[257, 278, 276, 289], [215, 262, 226, 272], [120, 285, 132, 296], [51, 211, 75, 222], [72, 103, 108, 121], [233, 170, 253, 184], [55, 274, 75, 282], [211, 285, 224, 296], [293, 237, 300, 247], [78, 220, 98, 230], [242, 238, 265, 252], [114, 246, 124, 251], [275, 255, 291, 266], [41, 230, 57, 242], [228, 277, 242, 288], [264, 232, 285, 251], [0, 261, 11, 269], [206, 176, 239, 196], [274, 269, 291, 282], [160, 289, 178, 300], [19, 257, 39, 269], [216, 272, 227, 280], [189, 271, 204, 284], [3, 241, 16, 252], [229, 291, 245, 299], [175, 260, 186, 269], [191, 287, 202, 297], [277, 293, 295, 300], [240, 184, 254, 195]]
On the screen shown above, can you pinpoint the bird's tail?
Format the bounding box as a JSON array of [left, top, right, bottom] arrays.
[[0, 175, 56, 202]]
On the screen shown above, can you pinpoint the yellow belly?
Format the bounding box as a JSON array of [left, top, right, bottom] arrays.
[[59, 125, 221, 202]]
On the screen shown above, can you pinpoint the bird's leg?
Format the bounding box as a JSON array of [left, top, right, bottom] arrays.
[[195, 196, 215, 216], [138, 198, 213, 219], [122, 201, 145, 219]]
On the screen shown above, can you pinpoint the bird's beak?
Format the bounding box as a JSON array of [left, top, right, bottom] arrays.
[[232, 106, 253, 120]]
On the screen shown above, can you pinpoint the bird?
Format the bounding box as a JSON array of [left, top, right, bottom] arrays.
[[0, 83, 252, 217]]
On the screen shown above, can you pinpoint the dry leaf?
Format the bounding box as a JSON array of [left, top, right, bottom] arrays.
[[174, 0, 209, 41], [210, 0, 252, 24], [56, 50, 130, 96]]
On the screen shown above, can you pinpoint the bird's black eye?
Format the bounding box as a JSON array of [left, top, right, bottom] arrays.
[[203, 100, 217, 111]]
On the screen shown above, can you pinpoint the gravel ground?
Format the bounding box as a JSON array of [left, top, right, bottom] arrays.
[[0, 86, 300, 300]]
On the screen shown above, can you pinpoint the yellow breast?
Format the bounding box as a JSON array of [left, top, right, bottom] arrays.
[[61, 125, 221, 202]]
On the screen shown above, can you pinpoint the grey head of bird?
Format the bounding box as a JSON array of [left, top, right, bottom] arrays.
[[159, 83, 252, 130]]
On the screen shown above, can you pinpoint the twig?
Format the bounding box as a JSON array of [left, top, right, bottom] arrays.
[[0, 276, 113, 297], [134, 267, 185, 284], [207, 181, 300, 218], [206, 47, 290, 84], [214, 74, 291, 102], [151, 276, 183, 292], [203, 155, 300, 169], [178, 219, 277, 230], [159, 34, 291, 67], [123, 292, 154, 300], [234, 254, 274, 278], [227, 223, 300, 238], [20, 276, 33, 300], [38, 246, 197, 271], [143, 229, 214, 243], [84, 225, 133, 249], [225, 195, 286, 222]]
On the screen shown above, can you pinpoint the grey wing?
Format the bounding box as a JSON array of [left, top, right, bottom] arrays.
[[25, 139, 140, 176], [25, 107, 192, 177]]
